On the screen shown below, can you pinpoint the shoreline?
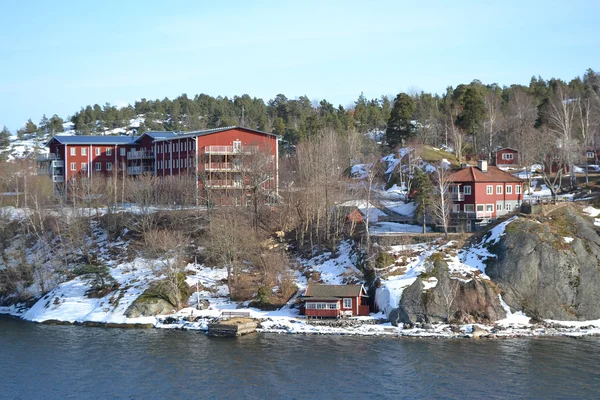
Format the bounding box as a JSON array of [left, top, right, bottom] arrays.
[[2, 309, 600, 340]]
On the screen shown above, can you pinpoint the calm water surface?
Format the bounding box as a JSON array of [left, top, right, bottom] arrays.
[[0, 316, 599, 399]]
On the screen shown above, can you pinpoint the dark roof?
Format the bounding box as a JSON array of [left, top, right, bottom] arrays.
[[47, 135, 139, 146], [303, 284, 366, 298], [495, 147, 519, 153], [448, 166, 523, 183], [300, 297, 341, 302], [152, 126, 280, 141], [137, 131, 178, 140]]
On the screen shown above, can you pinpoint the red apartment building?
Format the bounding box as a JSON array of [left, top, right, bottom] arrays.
[[39, 127, 279, 203], [448, 160, 524, 232]]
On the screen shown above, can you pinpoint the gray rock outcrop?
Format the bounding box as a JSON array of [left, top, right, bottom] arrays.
[[486, 206, 600, 321], [391, 258, 506, 326], [125, 293, 174, 318]]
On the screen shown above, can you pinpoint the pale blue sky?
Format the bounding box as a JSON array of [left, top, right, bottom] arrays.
[[1, 0, 599, 131]]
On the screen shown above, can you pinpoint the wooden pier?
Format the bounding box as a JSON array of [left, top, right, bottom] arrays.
[[207, 313, 258, 337]]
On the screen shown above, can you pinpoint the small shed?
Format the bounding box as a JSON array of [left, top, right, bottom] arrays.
[[494, 148, 519, 167], [299, 284, 369, 318]]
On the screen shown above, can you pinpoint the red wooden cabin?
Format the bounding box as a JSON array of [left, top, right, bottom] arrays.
[[494, 148, 519, 167], [299, 284, 369, 318]]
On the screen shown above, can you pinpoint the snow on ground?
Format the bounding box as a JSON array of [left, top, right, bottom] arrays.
[[458, 217, 517, 274], [369, 222, 429, 234], [582, 206, 600, 227], [21, 258, 159, 325], [380, 200, 416, 217], [350, 163, 370, 179], [297, 240, 361, 287]]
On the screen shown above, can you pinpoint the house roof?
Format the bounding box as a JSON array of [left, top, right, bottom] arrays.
[[448, 166, 523, 183], [47, 135, 139, 146], [152, 126, 280, 142], [303, 284, 366, 298], [136, 131, 178, 141], [495, 147, 519, 153]]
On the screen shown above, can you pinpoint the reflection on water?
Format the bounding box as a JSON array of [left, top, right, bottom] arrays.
[[1, 316, 599, 399]]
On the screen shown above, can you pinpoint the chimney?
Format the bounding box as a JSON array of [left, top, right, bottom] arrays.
[[478, 160, 488, 172]]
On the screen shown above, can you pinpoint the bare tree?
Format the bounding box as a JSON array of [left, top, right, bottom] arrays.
[[483, 90, 503, 163], [430, 163, 453, 237]]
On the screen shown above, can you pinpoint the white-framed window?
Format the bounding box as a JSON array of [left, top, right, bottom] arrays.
[[587, 151, 595, 159], [516, 185, 522, 194], [233, 140, 242, 152], [497, 203, 502, 211], [106, 148, 112, 156], [506, 185, 512, 194], [343, 298, 352, 309], [70, 162, 76, 171], [486, 185, 493, 195], [81, 163, 87, 171], [81, 147, 87, 156], [106, 162, 112, 171], [502, 153, 514, 160], [327, 303, 338, 310], [476, 204, 484, 212], [120, 147, 126, 156], [463, 185, 471, 195], [95, 148, 101, 156], [486, 204, 494, 212], [95, 162, 101, 171], [452, 204, 460, 212], [496, 185, 503, 194], [70, 147, 76, 156], [506, 203, 512, 211], [465, 204, 475, 213]]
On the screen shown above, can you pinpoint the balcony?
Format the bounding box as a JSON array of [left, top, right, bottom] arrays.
[[452, 192, 465, 201], [203, 162, 240, 171], [127, 150, 154, 160], [204, 179, 243, 189], [451, 211, 494, 220], [202, 145, 259, 155], [37, 153, 61, 162], [53, 175, 64, 183], [127, 166, 154, 175]]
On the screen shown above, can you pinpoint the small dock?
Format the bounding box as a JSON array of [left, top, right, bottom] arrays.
[[207, 311, 258, 337]]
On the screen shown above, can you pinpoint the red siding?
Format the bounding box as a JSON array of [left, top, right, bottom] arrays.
[[495, 149, 519, 166]]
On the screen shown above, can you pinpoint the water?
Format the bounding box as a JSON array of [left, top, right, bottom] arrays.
[[1, 316, 599, 400]]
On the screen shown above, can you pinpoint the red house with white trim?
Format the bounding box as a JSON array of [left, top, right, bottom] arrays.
[[448, 160, 524, 232], [299, 284, 369, 318], [493, 147, 519, 167]]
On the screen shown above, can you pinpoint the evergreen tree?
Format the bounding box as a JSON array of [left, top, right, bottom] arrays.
[[412, 169, 434, 233], [49, 115, 64, 134], [385, 93, 415, 148], [38, 114, 49, 137], [25, 118, 37, 135], [0, 126, 11, 150]]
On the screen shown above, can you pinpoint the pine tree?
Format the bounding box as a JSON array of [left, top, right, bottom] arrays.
[[25, 118, 37, 135], [0, 126, 11, 150], [413, 169, 434, 233], [385, 93, 415, 148]]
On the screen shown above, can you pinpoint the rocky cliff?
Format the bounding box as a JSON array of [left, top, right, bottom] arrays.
[[486, 205, 600, 321]]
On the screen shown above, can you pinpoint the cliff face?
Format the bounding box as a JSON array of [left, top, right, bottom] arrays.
[[486, 206, 600, 321], [390, 259, 506, 326]]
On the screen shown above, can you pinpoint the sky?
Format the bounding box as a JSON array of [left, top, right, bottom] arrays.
[[1, 0, 599, 131]]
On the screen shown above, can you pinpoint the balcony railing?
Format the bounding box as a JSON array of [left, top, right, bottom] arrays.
[[204, 179, 243, 188], [202, 145, 259, 155], [53, 176, 64, 183], [127, 150, 154, 160], [37, 153, 61, 162], [451, 211, 494, 220], [127, 166, 154, 175], [452, 192, 465, 201], [203, 162, 240, 171]]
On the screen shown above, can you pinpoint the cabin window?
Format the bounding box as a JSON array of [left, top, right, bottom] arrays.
[[70, 162, 76, 171], [516, 185, 522, 194], [502, 153, 514, 160], [81, 163, 87, 171], [587, 151, 595, 159], [95, 162, 101, 171], [506, 185, 512, 194], [106, 148, 112, 156], [106, 162, 112, 171], [120, 148, 126, 156], [327, 303, 338, 310], [70, 148, 76, 156], [486, 185, 493, 195], [463, 185, 471, 195], [496, 185, 503, 194], [465, 204, 475, 213], [343, 298, 352, 309], [81, 147, 87, 156]]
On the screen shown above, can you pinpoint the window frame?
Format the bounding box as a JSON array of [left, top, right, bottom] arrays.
[[506, 185, 512, 194], [95, 148, 101, 156], [486, 185, 493, 195], [343, 298, 352, 309], [106, 148, 112, 156], [496, 185, 503, 195], [516, 185, 522, 194], [95, 162, 101, 171], [463, 185, 471, 195], [106, 162, 112, 171], [70, 162, 76, 171], [464, 204, 475, 213], [81, 147, 87, 156], [81, 162, 87, 171], [70, 147, 76, 156]]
